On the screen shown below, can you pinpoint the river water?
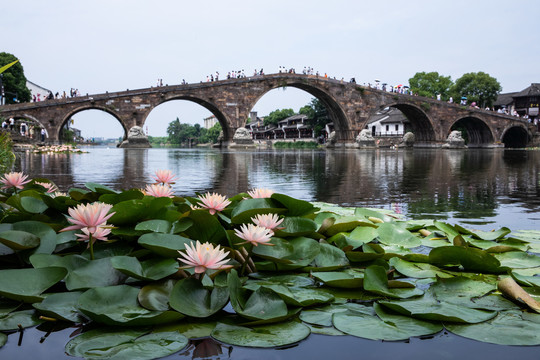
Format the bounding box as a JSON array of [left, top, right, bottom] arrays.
[[6, 146, 540, 359], [15, 146, 540, 230]]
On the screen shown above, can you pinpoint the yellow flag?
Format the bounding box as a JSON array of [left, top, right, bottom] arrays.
[[0, 60, 19, 74]]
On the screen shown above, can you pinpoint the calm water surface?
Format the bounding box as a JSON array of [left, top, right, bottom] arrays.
[[16, 146, 540, 230], [5, 146, 540, 359]]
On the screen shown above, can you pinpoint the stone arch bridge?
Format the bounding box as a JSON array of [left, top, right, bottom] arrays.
[[0, 74, 537, 147]]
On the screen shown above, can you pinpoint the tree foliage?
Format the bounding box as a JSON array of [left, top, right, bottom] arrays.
[[408, 72, 453, 100], [263, 108, 295, 126], [450, 72, 502, 108], [300, 98, 330, 137], [0, 53, 31, 104], [166, 118, 221, 146]]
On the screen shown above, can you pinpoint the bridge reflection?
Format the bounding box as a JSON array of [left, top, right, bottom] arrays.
[[13, 148, 540, 227]]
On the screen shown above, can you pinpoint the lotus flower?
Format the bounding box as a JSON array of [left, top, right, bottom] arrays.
[[178, 240, 232, 274], [35, 181, 58, 193], [251, 214, 284, 231], [1, 172, 31, 190], [60, 202, 115, 233], [152, 169, 177, 185], [75, 226, 112, 245], [144, 184, 174, 198], [234, 223, 274, 246], [197, 192, 231, 215], [247, 188, 274, 198]]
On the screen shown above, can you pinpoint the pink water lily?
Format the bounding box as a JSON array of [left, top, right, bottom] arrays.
[[1, 172, 31, 190], [197, 192, 231, 215], [251, 214, 284, 231], [178, 240, 233, 274], [60, 202, 115, 233], [152, 169, 177, 185], [35, 181, 58, 193], [247, 188, 274, 198], [144, 184, 174, 198], [75, 226, 112, 245], [234, 223, 274, 246]]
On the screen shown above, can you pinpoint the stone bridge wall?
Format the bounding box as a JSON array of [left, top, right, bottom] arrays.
[[0, 74, 535, 147]]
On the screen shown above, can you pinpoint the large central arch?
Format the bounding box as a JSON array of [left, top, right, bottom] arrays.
[[249, 80, 352, 140]]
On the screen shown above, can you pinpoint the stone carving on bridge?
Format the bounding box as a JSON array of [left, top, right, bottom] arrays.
[[326, 131, 337, 147], [442, 130, 466, 149], [400, 132, 415, 148], [355, 129, 376, 148], [232, 127, 254, 145], [119, 126, 151, 148]]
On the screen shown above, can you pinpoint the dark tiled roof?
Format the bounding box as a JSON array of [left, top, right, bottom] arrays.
[[366, 108, 408, 125], [494, 92, 517, 106], [513, 83, 540, 98]]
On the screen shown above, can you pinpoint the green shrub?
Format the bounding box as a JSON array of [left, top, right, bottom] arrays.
[[0, 132, 15, 174], [273, 141, 319, 149]]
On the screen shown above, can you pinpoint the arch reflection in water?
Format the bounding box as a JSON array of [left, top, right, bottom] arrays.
[[14, 147, 540, 230]]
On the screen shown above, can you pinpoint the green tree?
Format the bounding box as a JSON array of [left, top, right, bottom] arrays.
[[408, 71, 453, 100], [300, 98, 330, 137], [263, 108, 294, 126], [199, 122, 222, 144], [0, 53, 31, 104], [450, 72, 502, 108]]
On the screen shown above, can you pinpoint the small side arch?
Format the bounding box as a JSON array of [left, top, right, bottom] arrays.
[[60, 106, 128, 141], [450, 117, 494, 147], [501, 125, 530, 148]]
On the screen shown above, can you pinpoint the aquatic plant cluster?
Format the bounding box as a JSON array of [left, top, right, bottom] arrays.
[[0, 170, 539, 358], [31, 144, 85, 154]]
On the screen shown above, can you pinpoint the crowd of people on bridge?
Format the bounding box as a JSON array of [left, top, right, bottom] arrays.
[[2, 117, 46, 141], [31, 88, 81, 102]]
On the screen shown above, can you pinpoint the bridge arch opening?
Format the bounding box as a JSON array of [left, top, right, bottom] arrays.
[[144, 97, 229, 146], [450, 117, 494, 147], [249, 84, 350, 141], [502, 126, 529, 148], [7, 114, 50, 140], [61, 108, 125, 145], [373, 103, 436, 144]]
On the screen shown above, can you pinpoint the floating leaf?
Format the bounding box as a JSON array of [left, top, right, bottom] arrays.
[[211, 321, 310, 348], [0, 309, 43, 330], [33, 291, 84, 323], [65, 328, 188, 359], [271, 193, 316, 217], [138, 279, 176, 311], [364, 265, 423, 299], [389, 257, 453, 279], [78, 285, 184, 326], [0, 267, 67, 303], [333, 303, 442, 341], [169, 278, 229, 318], [275, 217, 317, 237], [135, 220, 172, 233], [111, 256, 178, 281], [376, 222, 422, 248], [230, 198, 286, 224], [494, 251, 540, 269], [311, 270, 364, 288], [429, 246, 503, 273], [446, 310, 540, 345], [0, 230, 40, 250], [138, 233, 192, 258]]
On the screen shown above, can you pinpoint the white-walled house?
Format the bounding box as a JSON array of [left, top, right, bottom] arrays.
[[365, 107, 409, 137]]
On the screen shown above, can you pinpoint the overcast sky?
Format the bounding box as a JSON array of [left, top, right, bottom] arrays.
[[4, 0, 539, 138]]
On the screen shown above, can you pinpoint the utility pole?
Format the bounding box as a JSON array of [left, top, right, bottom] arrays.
[[0, 74, 4, 105]]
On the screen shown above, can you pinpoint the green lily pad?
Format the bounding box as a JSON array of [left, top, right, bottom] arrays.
[[169, 278, 229, 318], [65, 328, 188, 359], [109, 199, 147, 225], [455, 224, 511, 241], [364, 265, 423, 299], [429, 246, 503, 273], [271, 193, 316, 217], [155, 320, 217, 339], [446, 310, 540, 345], [111, 256, 178, 281], [135, 220, 172, 233], [0, 309, 43, 330], [275, 217, 317, 237], [0, 333, 6, 348], [138, 279, 176, 311], [389, 257, 453, 279], [228, 270, 288, 321], [231, 198, 286, 224], [257, 284, 334, 307], [78, 285, 184, 326], [379, 294, 498, 323], [211, 321, 310, 348], [325, 216, 373, 237], [0, 230, 40, 250], [138, 233, 192, 258], [33, 291, 85, 323], [0, 267, 67, 303], [311, 270, 364, 288], [333, 303, 442, 341], [376, 222, 422, 248], [300, 303, 369, 326], [183, 210, 227, 244], [493, 251, 540, 269]]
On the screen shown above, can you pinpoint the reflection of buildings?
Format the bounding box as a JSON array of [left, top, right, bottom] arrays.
[[365, 108, 409, 137], [495, 83, 540, 120]]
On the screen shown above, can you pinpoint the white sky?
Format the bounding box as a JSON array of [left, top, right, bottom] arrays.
[[4, 0, 539, 139]]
